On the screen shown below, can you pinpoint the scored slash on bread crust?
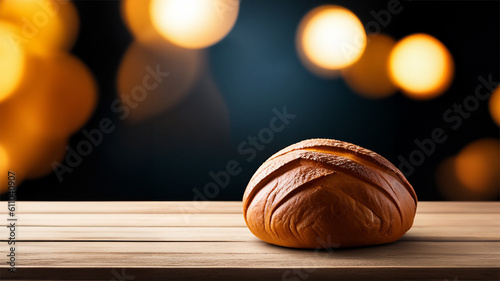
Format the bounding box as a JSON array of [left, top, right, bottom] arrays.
[[242, 139, 418, 249]]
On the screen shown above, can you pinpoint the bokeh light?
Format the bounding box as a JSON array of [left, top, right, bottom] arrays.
[[117, 41, 203, 122], [121, 0, 163, 44], [0, 101, 35, 193], [0, 53, 95, 188], [30, 53, 97, 138], [297, 5, 366, 77], [389, 33, 454, 99], [0, 145, 9, 192], [0, 145, 8, 168], [437, 157, 481, 201], [2, 53, 97, 139], [149, 0, 239, 49], [0, 0, 79, 53], [437, 155, 499, 201], [341, 34, 397, 99], [117, 72, 231, 151], [489, 86, 500, 126], [0, 22, 26, 102], [454, 138, 500, 195]]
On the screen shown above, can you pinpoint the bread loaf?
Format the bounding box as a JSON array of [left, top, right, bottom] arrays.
[[242, 138, 417, 248]]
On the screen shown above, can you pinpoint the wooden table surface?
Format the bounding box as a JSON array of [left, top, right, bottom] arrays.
[[0, 201, 499, 280]]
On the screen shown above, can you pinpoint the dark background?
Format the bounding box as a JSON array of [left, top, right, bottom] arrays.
[[10, 0, 500, 201]]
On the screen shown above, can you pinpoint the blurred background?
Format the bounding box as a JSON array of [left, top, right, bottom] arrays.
[[0, 0, 498, 201]]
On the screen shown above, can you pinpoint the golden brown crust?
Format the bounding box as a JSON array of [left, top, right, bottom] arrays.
[[242, 138, 418, 248]]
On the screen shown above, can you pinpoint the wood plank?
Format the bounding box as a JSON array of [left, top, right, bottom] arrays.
[[0, 213, 245, 227], [403, 226, 500, 242], [1, 213, 498, 228], [413, 213, 500, 227], [0, 226, 255, 242], [0, 202, 498, 280], [0, 225, 499, 242], [417, 201, 500, 214], [0, 201, 243, 214], [0, 241, 498, 267], [0, 201, 498, 214]]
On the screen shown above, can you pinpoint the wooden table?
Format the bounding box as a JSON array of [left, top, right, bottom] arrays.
[[0, 202, 499, 280]]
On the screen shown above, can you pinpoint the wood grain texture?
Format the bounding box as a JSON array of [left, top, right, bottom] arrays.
[[2, 241, 499, 267], [1, 213, 498, 227], [0, 201, 244, 214], [0, 201, 498, 281], [1, 225, 499, 242], [0, 201, 498, 214]]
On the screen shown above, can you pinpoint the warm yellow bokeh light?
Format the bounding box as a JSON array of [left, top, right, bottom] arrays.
[[0, 145, 8, 173], [0, 22, 25, 102], [0, 95, 69, 188], [122, 0, 163, 44], [33, 53, 98, 137], [150, 0, 239, 49], [297, 5, 366, 74], [0, 54, 94, 185], [117, 41, 202, 122], [455, 138, 500, 194], [342, 34, 397, 99], [436, 157, 498, 201], [389, 33, 454, 99], [1, 53, 97, 139], [0, 145, 11, 193], [489, 86, 500, 126], [0, 0, 79, 53], [0, 102, 34, 193]]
